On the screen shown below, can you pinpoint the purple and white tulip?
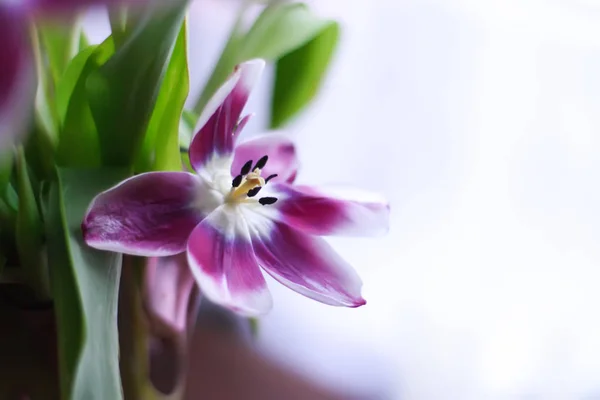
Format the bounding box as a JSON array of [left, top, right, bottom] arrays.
[[82, 59, 390, 316], [0, 0, 150, 150]]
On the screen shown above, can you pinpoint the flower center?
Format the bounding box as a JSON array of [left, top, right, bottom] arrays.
[[225, 155, 278, 206]]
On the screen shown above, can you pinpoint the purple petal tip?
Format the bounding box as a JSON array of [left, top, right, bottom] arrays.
[[350, 298, 367, 308]]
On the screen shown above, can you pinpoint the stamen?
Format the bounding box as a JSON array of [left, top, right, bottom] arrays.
[[247, 187, 262, 197], [265, 174, 278, 183], [258, 197, 278, 206], [241, 160, 253, 175], [254, 155, 269, 170], [231, 175, 243, 188]]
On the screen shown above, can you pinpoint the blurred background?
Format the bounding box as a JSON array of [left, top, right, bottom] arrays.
[[90, 0, 600, 398]]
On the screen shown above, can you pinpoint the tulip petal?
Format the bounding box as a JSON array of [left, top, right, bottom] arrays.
[[83, 172, 208, 256], [249, 220, 365, 307], [144, 253, 196, 335], [189, 60, 264, 173], [187, 206, 272, 316], [256, 184, 389, 237], [232, 134, 299, 183], [234, 113, 253, 140], [0, 8, 35, 150]]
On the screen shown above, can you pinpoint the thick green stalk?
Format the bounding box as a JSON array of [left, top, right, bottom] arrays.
[[119, 256, 188, 400]]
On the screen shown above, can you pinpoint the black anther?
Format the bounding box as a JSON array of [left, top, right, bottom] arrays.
[[232, 175, 243, 188], [265, 174, 278, 183], [241, 160, 253, 175], [258, 197, 278, 206], [254, 155, 269, 170], [247, 187, 262, 197]]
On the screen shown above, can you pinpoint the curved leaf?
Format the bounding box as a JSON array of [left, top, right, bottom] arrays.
[[193, 2, 338, 116], [87, 0, 189, 167], [55, 38, 115, 167], [38, 19, 81, 87], [46, 168, 128, 400], [270, 21, 339, 128], [240, 3, 333, 61], [136, 19, 189, 172]]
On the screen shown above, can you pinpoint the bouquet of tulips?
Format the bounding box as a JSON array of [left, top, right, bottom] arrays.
[[0, 0, 389, 398]]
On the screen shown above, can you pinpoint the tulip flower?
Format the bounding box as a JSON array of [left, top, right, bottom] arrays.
[[82, 59, 389, 316]]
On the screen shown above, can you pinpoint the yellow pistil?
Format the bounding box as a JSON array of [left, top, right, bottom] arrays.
[[226, 169, 266, 203]]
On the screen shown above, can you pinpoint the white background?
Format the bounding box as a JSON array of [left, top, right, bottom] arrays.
[[90, 0, 600, 398]]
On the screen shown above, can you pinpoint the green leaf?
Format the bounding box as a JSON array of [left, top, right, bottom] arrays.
[[193, 2, 337, 117], [24, 123, 56, 182], [271, 21, 339, 128], [31, 26, 59, 147], [0, 150, 13, 201], [240, 3, 335, 60], [87, 0, 189, 167], [78, 31, 90, 52], [46, 168, 128, 400], [108, 8, 128, 48], [0, 151, 16, 251], [0, 198, 16, 253], [2, 185, 18, 213], [136, 20, 190, 172], [181, 109, 198, 130], [179, 109, 197, 151], [0, 150, 18, 212], [15, 148, 49, 299], [38, 19, 80, 86], [56, 46, 100, 123], [27, 26, 60, 181], [55, 39, 115, 167], [178, 109, 197, 172]]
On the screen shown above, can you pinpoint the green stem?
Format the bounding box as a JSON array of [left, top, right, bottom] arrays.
[[119, 256, 190, 400], [118, 257, 149, 400]]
